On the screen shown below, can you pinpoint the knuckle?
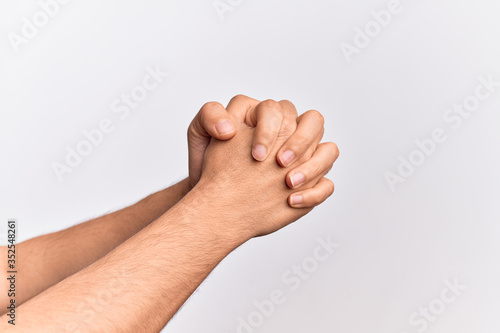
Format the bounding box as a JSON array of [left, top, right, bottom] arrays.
[[200, 102, 224, 123], [259, 109, 283, 130], [268, 113, 283, 129], [257, 128, 278, 143], [307, 110, 325, 126], [325, 142, 340, 160], [278, 99, 296, 111], [230, 94, 249, 104], [259, 99, 281, 112], [279, 99, 293, 107], [310, 159, 323, 177], [327, 179, 335, 195], [201, 101, 223, 112]]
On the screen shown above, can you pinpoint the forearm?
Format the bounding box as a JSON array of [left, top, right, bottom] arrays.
[[1, 178, 191, 311], [1, 184, 245, 332]]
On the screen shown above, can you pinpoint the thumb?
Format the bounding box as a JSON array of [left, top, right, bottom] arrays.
[[189, 101, 236, 142], [187, 102, 236, 185]]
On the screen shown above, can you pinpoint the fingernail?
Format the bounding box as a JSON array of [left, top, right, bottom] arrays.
[[290, 194, 303, 205], [215, 120, 235, 136], [290, 173, 305, 188], [253, 144, 267, 161], [280, 150, 295, 166]]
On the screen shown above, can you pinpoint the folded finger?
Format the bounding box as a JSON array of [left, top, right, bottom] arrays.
[[277, 110, 325, 167], [286, 142, 339, 189], [288, 177, 335, 208]]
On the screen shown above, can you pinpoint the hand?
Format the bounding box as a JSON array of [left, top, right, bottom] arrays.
[[187, 95, 332, 190], [195, 117, 339, 239]]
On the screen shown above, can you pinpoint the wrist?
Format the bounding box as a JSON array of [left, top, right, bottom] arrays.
[[180, 179, 253, 246], [177, 177, 193, 196], [187, 176, 195, 191]]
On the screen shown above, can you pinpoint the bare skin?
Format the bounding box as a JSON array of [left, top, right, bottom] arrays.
[[0, 95, 339, 331], [0, 178, 191, 311]]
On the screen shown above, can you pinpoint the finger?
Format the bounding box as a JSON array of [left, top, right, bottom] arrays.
[[187, 101, 236, 185], [295, 126, 324, 165], [189, 101, 236, 142], [276, 100, 299, 140], [288, 177, 335, 208], [234, 98, 297, 161], [247, 100, 284, 161], [286, 142, 339, 189], [226, 94, 260, 124], [277, 110, 325, 167]]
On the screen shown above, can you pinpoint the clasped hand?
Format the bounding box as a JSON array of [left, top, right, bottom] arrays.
[[187, 95, 339, 238]]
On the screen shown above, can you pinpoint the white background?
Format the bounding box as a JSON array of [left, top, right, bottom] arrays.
[[1, 0, 500, 332]]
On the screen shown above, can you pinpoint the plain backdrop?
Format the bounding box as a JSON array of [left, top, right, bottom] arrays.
[[1, 0, 500, 332]]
